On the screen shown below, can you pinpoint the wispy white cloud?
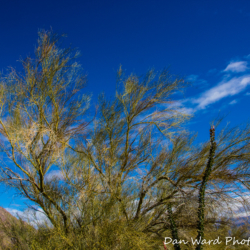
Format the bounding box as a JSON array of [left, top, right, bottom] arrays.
[[5, 207, 51, 228], [227, 195, 250, 218], [186, 74, 198, 81], [45, 170, 64, 182], [178, 107, 194, 115], [224, 61, 248, 73], [229, 99, 237, 105], [164, 100, 195, 116], [192, 75, 250, 109], [175, 57, 250, 113]]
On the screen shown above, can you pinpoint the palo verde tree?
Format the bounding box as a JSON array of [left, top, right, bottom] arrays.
[[0, 30, 250, 250], [0, 30, 90, 235]]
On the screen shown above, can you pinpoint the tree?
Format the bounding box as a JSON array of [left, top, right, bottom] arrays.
[[0, 30, 250, 249], [0, 30, 90, 235]]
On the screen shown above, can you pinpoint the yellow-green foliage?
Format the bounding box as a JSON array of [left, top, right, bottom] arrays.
[[0, 30, 250, 250]]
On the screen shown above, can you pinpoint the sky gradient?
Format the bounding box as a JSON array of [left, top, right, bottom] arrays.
[[1, 0, 250, 217]]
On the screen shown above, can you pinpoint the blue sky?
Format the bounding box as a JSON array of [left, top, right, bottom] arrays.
[[1, 0, 250, 214]]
